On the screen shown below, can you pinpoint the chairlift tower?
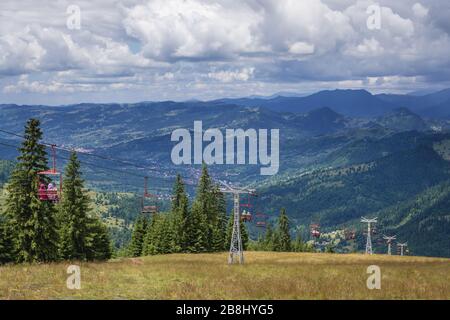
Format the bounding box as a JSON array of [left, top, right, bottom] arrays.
[[220, 183, 256, 265], [383, 235, 396, 255], [361, 217, 377, 255], [397, 242, 408, 256]]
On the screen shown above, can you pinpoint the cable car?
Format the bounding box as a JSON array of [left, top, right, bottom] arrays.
[[241, 209, 252, 222], [37, 144, 62, 203], [141, 176, 159, 214], [345, 229, 356, 240], [310, 223, 321, 238], [255, 212, 267, 228], [239, 193, 254, 222]]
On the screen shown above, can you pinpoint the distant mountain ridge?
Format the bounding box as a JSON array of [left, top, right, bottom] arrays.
[[213, 88, 450, 119]]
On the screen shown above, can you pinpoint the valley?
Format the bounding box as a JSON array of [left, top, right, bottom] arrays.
[[1, 89, 450, 258]]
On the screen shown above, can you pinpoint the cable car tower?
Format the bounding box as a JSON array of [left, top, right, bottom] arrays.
[[383, 235, 396, 255], [141, 176, 159, 215], [37, 144, 62, 203], [397, 242, 408, 256], [361, 217, 377, 255], [220, 183, 256, 265]]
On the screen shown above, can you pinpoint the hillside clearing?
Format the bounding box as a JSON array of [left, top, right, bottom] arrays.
[[0, 252, 449, 300]]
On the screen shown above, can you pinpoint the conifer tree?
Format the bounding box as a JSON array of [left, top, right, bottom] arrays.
[[85, 219, 112, 260], [58, 152, 89, 260], [4, 119, 59, 262], [142, 215, 158, 255], [128, 213, 148, 257], [189, 164, 216, 252], [0, 217, 14, 264], [293, 231, 305, 252], [211, 187, 227, 252], [188, 201, 209, 252], [59, 152, 111, 261], [276, 208, 291, 252], [170, 175, 189, 252], [264, 222, 274, 251], [171, 174, 186, 212]]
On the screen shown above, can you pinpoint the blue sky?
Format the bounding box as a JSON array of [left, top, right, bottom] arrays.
[[1, 0, 450, 105]]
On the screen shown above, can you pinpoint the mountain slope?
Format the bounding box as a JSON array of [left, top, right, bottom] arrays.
[[216, 89, 396, 117], [259, 142, 450, 257]]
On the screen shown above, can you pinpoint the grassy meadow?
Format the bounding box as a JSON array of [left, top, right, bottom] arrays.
[[0, 251, 449, 300]]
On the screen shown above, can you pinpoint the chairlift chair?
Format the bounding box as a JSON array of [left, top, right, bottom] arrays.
[[141, 176, 159, 214], [37, 144, 62, 203]]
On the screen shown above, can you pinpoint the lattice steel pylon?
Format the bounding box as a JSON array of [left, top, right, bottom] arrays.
[[397, 242, 408, 256], [221, 183, 256, 265], [361, 217, 377, 255], [383, 235, 396, 255]]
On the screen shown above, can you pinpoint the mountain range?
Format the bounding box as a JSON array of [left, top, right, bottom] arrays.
[[1, 88, 450, 257]]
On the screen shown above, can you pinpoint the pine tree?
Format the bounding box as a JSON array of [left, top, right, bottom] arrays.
[[0, 217, 14, 264], [128, 213, 148, 257], [264, 222, 274, 251], [59, 152, 111, 261], [277, 208, 291, 252], [4, 119, 59, 262], [85, 219, 112, 261], [142, 215, 158, 255], [58, 152, 89, 260], [170, 175, 189, 252], [211, 187, 227, 252], [188, 201, 208, 252], [293, 231, 304, 252], [171, 174, 186, 212], [192, 164, 217, 251]]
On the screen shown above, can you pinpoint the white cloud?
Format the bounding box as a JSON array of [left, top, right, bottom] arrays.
[[1, 0, 450, 103], [289, 42, 315, 55], [412, 3, 429, 18], [207, 68, 255, 82]]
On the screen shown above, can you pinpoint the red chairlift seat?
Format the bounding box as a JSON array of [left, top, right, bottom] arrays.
[[310, 223, 321, 238], [141, 176, 159, 214], [345, 229, 356, 240], [240, 210, 252, 222], [255, 212, 267, 227], [37, 145, 62, 203]]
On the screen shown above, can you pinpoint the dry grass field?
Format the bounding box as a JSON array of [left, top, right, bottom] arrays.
[[0, 251, 449, 300]]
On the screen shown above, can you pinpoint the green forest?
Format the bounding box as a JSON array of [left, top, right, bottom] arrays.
[[0, 119, 306, 265]]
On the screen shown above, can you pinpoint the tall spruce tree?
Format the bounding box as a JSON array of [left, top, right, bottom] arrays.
[[170, 175, 189, 252], [276, 208, 291, 252], [59, 152, 111, 261], [0, 217, 14, 264], [211, 187, 227, 252], [58, 152, 90, 260], [190, 164, 215, 252], [293, 230, 305, 252], [85, 219, 112, 260], [4, 119, 59, 262], [142, 215, 158, 255], [264, 222, 274, 251], [128, 213, 148, 257]]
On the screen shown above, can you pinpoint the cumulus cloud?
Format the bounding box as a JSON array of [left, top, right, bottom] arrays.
[[1, 0, 450, 104], [207, 68, 255, 82]]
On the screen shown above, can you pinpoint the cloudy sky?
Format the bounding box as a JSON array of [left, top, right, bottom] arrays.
[[1, 0, 450, 105]]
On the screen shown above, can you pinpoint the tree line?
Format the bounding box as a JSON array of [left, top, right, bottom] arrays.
[[127, 165, 250, 256], [0, 119, 111, 264], [128, 165, 312, 256]]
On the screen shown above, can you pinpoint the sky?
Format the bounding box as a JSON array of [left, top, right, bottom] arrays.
[[1, 0, 450, 105]]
